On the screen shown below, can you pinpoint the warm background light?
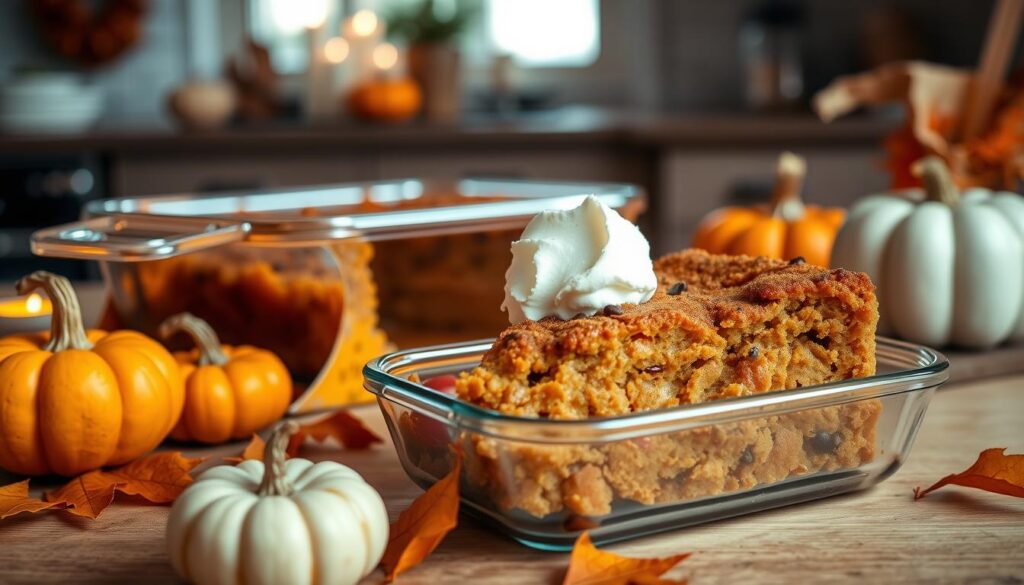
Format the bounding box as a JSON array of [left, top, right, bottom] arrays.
[[351, 9, 379, 37], [372, 43, 399, 71], [26, 293, 42, 314], [324, 37, 350, 64]]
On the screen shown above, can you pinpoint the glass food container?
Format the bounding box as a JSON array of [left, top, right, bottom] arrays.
[[30, 178, 644, 413], [364, 337, 949, 550]]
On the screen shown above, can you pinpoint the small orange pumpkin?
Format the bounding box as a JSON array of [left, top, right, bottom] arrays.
[[346, 77, 422, 122], [160, 312, 291, 444], [0, 272, 183, 476], [692, 152, 846, 266]]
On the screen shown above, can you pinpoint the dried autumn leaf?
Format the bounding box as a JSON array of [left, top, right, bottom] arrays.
[[287, 410, 383, 456], [224, 434, 267, 464], [914, 448, 1024, 500], [0, 480, 63, 520], [46, 472, 123, 519], [46, 451, 205, 518], [380, 450, 463, 582], [102, 452, 205, 503], [240, 434, 266, 460], [563, 532, 691, 585]]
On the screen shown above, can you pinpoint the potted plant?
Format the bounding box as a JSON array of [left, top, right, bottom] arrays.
[[385, 0, 478, 122]]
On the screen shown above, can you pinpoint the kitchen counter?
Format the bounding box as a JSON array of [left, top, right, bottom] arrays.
[[0, 380, 1021, 584], [0, 107, 898, 155], [0, 347, 1021, 583]]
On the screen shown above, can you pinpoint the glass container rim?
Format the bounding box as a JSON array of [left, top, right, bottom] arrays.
[[363, 336, 949, 443]]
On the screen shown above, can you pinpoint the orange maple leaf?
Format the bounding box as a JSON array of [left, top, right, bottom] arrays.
[[562, 532, 691, 585], [287, 411, 382, 456], [102, 452, 205, 503], [914, 448, 1024, 500], [239, 434, 266, 461], [380, 449, 462, 582], [46, 473, 123, 519], [0, 480, 63, 520], [224, 434, 267, 464], [46, 451, 205, 518]]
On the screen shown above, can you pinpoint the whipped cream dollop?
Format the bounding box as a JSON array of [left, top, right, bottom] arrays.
[[502, 195, 657, 324]]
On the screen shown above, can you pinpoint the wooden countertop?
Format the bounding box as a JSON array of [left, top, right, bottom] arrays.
[[0, 374, 1021, 584], [0, 107, 898, 155]]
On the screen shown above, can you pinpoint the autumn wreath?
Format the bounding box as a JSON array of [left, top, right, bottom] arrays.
[[29, 0, 147, 67]]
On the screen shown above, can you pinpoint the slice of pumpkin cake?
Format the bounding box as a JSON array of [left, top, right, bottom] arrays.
[[456, 249, 877, 419]]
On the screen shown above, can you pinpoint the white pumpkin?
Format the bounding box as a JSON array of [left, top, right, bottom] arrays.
[[166, 422, 389, 585], [833, 155, 1024, 348]]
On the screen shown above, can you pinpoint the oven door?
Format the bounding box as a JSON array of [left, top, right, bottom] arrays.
[[0, 154, 106, 280]]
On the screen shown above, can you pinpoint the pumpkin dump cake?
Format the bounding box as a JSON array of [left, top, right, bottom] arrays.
[[454, 249, 881, 518]]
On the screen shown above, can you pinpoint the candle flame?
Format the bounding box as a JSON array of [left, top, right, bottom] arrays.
[[373, 43, 399, 71], [324, 37, 350, 64], [351, 10, 378, 37], [26, 294, 42, 314]]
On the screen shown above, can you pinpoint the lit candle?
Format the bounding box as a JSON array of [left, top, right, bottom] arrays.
[[0, 293, 53, 336], [346, 9, 381, 39], [372, 42, 401, 78], [325, 37, 350, 64], [324, 36, 352, 107], [342, 9, 383, 84], [302, 0, 332, 120]]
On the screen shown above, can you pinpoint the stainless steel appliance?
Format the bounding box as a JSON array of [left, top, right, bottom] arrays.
[[0, 153, 104, 279]]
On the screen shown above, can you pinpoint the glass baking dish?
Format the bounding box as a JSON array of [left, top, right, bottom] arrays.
[[364, 336, 948, 550], [29, 178, 644, 414]]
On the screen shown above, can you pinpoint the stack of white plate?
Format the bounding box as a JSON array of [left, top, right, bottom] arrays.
[[0, 73, 104, 134]]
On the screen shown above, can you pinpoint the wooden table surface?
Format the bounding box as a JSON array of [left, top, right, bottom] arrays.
[[1, 375, 1022, 585]]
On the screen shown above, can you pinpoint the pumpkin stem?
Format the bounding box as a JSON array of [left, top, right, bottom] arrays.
[[258, 421, 299, 497], [913, 155, 960, 206], [15, 271, 93, 352], [159, 313, 229, 366], [770, 151, 807, 221]]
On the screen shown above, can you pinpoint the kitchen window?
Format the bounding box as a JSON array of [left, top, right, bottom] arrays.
[[248, 0, 601, 74], [485, 0, 600, 68]]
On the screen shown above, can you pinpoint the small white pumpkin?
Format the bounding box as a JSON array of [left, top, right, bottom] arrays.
[[833, 155, 1024, 348], [166, 422, 389, 585]]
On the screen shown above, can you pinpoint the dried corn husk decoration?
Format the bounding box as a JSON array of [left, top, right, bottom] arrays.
[[814, 61, 1024, 190]]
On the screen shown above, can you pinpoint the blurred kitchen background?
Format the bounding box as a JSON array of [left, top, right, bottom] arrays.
[[0, 0, 1014, 279]]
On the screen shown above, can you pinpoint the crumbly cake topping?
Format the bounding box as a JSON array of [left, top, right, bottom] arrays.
[[481, 249, 875, 367]]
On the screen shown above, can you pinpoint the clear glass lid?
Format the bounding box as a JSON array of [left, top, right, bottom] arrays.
[[32, 178, 645, 261]]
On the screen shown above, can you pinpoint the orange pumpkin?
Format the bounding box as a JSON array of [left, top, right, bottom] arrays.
[[0, 272, 182, 476], [160, 313, 291, 444], [346, 77, 422, 122], [692, 152, 846, 267]]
